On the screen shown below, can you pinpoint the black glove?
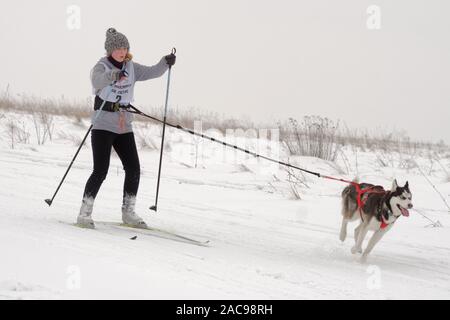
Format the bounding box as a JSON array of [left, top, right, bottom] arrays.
[[165, 53, 176, 67], [111, 69, 128, 81]]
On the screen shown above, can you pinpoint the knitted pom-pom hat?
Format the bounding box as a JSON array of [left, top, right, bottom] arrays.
[[104, 27, 130, 56]]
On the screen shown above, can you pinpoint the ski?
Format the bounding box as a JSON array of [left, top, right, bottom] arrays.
[[59, 220, 210, 247], [99, 221, 210, 247]]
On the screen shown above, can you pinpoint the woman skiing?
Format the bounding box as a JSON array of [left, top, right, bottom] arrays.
[[77, 27, 176, 229]]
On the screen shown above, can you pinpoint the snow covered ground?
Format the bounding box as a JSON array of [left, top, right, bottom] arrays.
[[1, 111, 450, 300]]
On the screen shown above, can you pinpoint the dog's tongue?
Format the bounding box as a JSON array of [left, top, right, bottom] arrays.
[[400, 207, 410, 217]]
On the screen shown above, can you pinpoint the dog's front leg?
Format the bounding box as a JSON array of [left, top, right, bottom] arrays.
[[361, 229, 386, 263], [351, 223, 369, 254]]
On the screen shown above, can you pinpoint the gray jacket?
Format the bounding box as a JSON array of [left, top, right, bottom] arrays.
[[90, 56, 169, 134]]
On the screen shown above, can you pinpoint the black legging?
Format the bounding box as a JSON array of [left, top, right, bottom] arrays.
[[83, 129, 140, 200]]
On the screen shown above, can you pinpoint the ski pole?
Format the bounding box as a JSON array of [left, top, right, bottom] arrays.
[[150, 48, 176, 212], [44, 84, 116, 206]]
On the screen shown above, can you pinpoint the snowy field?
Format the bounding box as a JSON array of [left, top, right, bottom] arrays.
[[1, 111, 450, 300]]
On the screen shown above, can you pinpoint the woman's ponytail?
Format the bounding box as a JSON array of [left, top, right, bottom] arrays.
[[125, 52, 133, 62]]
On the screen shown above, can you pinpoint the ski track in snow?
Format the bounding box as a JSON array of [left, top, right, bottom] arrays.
[[1, 116, 450, 299]]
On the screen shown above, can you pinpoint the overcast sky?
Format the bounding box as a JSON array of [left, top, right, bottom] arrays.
[[1, 0, 449, 143]]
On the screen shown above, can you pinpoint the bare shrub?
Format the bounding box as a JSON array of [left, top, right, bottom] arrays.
[[6, 120, 16, 149], [31, 110, 54, 145], [5, 119, 30, 149], [0, 89, 91, 120], [0, 85, 14, 111], [375, 150, 395, 168], [335, 124, 443, 160], [284, 166, 309, 200], [266, 164, 310, 200], [278, 116, 340, 161], [415, 160, 450, 213], [338, 149, 351, 175]]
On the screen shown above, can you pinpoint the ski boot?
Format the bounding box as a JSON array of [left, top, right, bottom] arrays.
[[122, 195, 148, 229], [77, 197, 95, 229]]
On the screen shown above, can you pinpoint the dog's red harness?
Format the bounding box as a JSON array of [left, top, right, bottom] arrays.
[[380, 216, 389, 229], [353, 184, 384, 209], [322, 176, 389, 228]]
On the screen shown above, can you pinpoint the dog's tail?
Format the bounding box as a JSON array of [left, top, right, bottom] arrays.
[[341, 177, 359, 197], [341, 177, 359, 214]]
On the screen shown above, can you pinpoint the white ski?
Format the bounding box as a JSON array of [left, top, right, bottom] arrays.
[[100, 221, 210, 247], [60, 220, 210, 247]]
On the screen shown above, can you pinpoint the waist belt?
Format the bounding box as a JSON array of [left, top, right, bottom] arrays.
[[94, 96, 131, 112]]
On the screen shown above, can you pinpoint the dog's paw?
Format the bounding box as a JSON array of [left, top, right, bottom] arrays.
[[339, 232, 347, 242], [351, 246, 362, 254]]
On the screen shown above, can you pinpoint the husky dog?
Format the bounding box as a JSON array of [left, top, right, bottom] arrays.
[[340, 179, 413, 262]]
